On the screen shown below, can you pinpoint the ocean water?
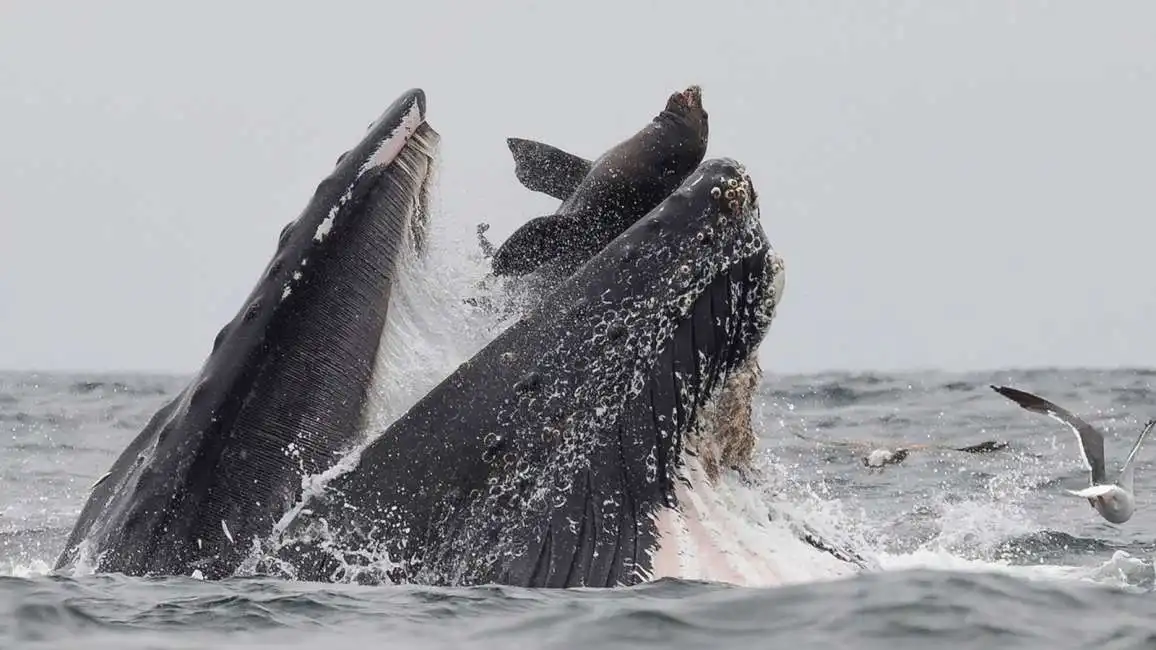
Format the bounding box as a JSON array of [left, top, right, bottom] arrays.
[[3, 368, 1156, 649]]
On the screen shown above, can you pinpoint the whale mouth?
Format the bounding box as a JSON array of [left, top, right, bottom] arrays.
[[248, 158, 783, 589]]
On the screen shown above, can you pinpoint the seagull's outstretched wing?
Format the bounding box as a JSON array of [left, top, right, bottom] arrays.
[[1117, 418, 1156, 494], [1066, 484, 1118, 499], [991, 384, 1106, 485]]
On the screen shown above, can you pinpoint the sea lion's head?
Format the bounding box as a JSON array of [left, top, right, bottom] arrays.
[[661, 85, 709, 147]]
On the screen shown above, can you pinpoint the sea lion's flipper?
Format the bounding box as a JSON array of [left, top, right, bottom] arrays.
[[1116, 419, 1155, 494], [491, 213, 584, 276], [507, 137, 592, 201]]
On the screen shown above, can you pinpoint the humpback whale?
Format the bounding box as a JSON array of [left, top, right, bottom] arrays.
[[55, 89, 441, 578], [486, 85, 709, 279], [266, 158, 853, 587]]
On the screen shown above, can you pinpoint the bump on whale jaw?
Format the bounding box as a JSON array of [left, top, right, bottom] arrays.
[[54, 89, 442, 579], [263, 158, 789, 588]]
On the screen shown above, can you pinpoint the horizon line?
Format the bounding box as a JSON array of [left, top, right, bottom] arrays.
[[1, 363, 1152, 380]]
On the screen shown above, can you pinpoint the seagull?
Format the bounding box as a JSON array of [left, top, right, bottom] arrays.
[[991, 384, 1156, 524], [791, 430, 1009, 468]]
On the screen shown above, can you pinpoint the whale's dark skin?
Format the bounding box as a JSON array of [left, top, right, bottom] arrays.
[[487, 86, 709, 279], [267, 158, 811, 587], [54, 89, 441, 579]]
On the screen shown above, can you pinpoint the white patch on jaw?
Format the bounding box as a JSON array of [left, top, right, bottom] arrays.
[[313, 213, 336, 242], [312, 97, 424, 244], [360, 99, 424, 175]]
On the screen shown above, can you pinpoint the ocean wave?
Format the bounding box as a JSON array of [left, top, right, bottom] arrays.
[[0, 572, 1153, 649]]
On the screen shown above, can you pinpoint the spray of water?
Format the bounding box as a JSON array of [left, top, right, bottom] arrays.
[[756, 389, 1155, 592]]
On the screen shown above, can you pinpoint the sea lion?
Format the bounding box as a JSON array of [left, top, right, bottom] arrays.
[[487, 85, 710, 279]]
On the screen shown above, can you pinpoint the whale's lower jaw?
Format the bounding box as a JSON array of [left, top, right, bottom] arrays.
[[642, 359, 861, 588], [645, 456, 862, 587]]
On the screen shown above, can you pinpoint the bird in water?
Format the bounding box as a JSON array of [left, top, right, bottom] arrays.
[[991, 384, 1156, 524], [791, 430, 1008, 469]]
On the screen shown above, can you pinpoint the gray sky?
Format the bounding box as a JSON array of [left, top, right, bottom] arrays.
[[2, 1, 1155, 375]]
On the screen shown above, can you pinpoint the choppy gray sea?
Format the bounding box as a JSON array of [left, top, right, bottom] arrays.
[[3, 368, 1156, 649]]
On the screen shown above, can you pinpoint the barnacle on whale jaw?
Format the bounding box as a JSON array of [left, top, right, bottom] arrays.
[[710, 166, 754, 217]]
